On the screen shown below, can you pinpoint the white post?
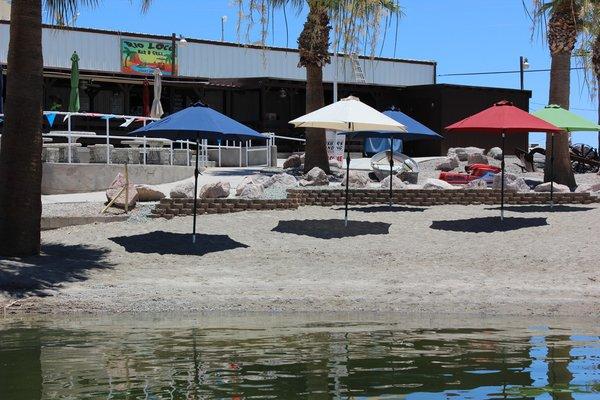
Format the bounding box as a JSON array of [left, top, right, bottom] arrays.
[[186, 140, 190, 167], [218, 141, 222, 167], [143, 136, 147, 165], [105, 118, 110, 164], [67, 114, 72, 163], [170, 141, 174, 165]]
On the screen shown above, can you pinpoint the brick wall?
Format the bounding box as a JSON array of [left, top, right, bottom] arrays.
[[151, 189, 598, 219]]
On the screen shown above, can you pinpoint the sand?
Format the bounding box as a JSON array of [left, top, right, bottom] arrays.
[[2, 203, 599, 317]]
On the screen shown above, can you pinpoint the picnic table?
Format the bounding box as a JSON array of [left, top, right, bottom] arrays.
[[47, 130, 97, 142], [122, 138, 172, 148]]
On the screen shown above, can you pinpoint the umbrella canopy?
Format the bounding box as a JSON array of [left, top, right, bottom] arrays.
[[131, 101, 266, 141], [289, 96, 407, 133], [345, 109, 443, 140], [445, 100, 562, 134], [142, 79, 150, 117], [150, 68, 164, 119], [532, 104, 600, 132], [68, 51, 80, 113]]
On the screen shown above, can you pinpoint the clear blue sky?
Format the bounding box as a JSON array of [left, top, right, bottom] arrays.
[[68, 0, 599, 147]]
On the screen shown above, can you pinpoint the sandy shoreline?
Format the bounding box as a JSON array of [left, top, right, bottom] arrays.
[[1, 204, 599, 316]]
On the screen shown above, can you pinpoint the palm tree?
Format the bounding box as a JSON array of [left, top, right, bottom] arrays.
[[0, 0, 151, 256], [237, 0, 401, 173], [528, 0, 599, 188]]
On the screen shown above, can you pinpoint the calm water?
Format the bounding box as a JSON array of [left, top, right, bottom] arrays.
[[0, 314, 599, 399]]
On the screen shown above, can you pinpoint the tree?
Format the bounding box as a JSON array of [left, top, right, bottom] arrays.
[[0, 0, 150, 257], [237, 0, 401, 173], [528, 0, 597, 188]]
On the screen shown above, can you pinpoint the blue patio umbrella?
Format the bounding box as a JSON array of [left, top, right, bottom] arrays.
[[131, 101, 267, 243], [343, 108, 443, 205]]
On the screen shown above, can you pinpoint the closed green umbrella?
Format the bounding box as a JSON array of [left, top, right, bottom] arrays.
[[68, 51, 80, 112], [532, 104, 600, 205]]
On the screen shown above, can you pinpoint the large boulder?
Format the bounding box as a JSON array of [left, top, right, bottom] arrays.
[[264, 173, 298, 189], [283, 154, 302, 169], [236, 174, 269, 196], [135, 184, 165, 202], [435, 155, 460, 171], [448, 147, 485, 161], [575, 183, 600, 193], [303, 167, 330, 186], [423, 178, 458, 190], [464, 179, 488, 189], [238, 183, 264, 199], [199, 181, 230, 199], [467, 152, 489, 165], [534, 182, 570, 193], [492, 173, 530, 192], [170, 180, 196, 199], [342, 170, 370, 188], [380, 175, 406, 189], [487, 147, 503, 160], [106, 173, 138, 209]]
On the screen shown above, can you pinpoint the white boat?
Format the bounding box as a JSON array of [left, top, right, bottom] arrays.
[[370, 150, 419, 181]]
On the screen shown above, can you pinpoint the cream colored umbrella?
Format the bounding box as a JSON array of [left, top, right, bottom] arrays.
[[290, 96, 407, 225], [150, 68, 164, 119]]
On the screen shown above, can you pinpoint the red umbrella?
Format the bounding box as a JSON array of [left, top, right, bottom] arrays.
[[142, 79, 150, 117], [446, 100, 562, 219]]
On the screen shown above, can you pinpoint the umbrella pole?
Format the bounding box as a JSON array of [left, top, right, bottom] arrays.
[[550, 132, 555, 208], [501, 132, 506, 221], [344, 148, 350, 227], [389, 138, 394, 207], [192, 136, 200, 243]]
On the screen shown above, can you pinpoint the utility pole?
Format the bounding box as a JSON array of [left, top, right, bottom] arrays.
[[519, 56, 529, 90], [171, 33, 177, 77], [221, 16, 228, 42]]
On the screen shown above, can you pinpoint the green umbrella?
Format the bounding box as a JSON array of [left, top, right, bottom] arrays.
[[68, 51, 80, 112], [532, 104, 600, 205]]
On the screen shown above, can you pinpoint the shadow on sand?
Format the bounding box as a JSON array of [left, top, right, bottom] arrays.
[[109, 231, 248, 256], [335, 205, 427, 213], [430, 216, 548, 233], [484, 205, 596, 213], [0, 244, 112, 298], [272, 219, 391, 239]]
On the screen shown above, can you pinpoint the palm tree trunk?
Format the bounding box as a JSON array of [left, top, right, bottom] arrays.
[[304, 64, 330, 173], [0, 0, 44, 256], [545, 52, 576, 188], [299, 2, 331, 174]]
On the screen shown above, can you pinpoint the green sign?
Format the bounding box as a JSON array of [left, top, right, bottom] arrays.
[[121, 38, 174, 76]]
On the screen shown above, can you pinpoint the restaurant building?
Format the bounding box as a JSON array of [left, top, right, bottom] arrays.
[[0, 20, 531, 155]]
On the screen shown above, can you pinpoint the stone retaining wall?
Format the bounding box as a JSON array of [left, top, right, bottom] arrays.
[[151, 189, 598, 219], [287, 188, 598, 206], [150, 197, 299, 219]]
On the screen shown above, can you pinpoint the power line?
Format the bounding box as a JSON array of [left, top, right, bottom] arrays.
[[438, 67, 585, 77]]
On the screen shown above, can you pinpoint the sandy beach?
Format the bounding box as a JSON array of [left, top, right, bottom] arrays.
[[1, 203, 599, 317]]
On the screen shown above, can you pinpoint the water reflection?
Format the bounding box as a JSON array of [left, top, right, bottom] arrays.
[[0, 315, 598, 399]]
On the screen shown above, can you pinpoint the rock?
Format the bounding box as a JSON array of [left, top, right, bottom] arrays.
[[135, 184, 165, 202], [106, 173, 138, 209], [199, 181, 231, 199], [467, 153, 489, 165], [575, 183, 600, 193], [305, 167, 330, 186], [236, 174, 269, 196], [487, 147, 503, 160], [534, 182, 570, 193], [492, 173, 530, 192], [283, 154, 302, 169], [238, 183, 264, 199], [170, 180, 196, 199], [342, 170, 370, 188], [448, 147, 485, 161], [435, 155, 460, 171], [423, 178, 458, 190], [264, 173, 298, 189], [380, 175, 406, 189], [465, 179, 488, 189]]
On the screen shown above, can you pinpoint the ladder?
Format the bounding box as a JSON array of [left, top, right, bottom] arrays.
[[349, 53, 367, 84]]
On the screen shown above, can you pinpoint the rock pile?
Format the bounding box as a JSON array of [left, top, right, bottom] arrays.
[[300, 167, 329, 187], [341, 170, 371, 188]]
